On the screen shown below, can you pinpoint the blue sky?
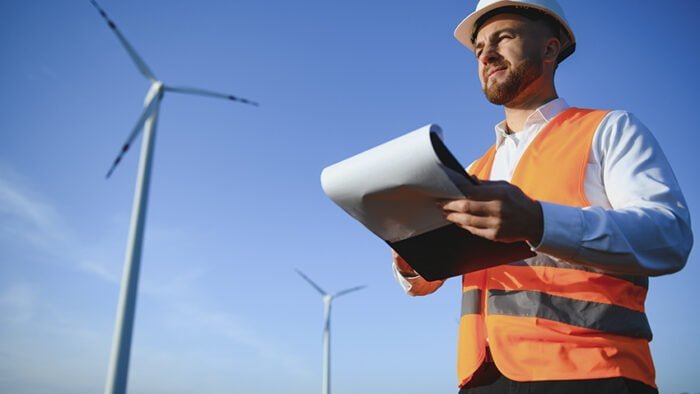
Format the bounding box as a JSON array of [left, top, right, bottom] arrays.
[[1, 1, 699, 393]]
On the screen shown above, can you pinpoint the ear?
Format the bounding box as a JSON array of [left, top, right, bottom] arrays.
[[543, 37, 561, 64]]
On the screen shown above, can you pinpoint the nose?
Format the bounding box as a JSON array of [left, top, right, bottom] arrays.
[[478, 44, 500, 65]]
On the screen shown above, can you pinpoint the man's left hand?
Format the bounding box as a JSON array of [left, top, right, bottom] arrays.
[[439, 180, 544, 244]]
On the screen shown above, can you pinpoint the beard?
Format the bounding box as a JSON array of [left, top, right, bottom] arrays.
[[483, 58, 543, 105]]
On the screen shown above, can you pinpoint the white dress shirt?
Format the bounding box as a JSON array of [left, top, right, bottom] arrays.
[[394, 98, 693, 295]]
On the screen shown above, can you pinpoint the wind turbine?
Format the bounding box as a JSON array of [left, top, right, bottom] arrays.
[[90, 2, 258, 394], [296, 269, 366, 394]]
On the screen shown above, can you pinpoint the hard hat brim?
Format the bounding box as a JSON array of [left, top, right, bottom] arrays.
[[454, 1, 576, 62]]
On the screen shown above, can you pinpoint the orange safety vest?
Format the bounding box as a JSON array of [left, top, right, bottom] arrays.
[[457, 108, 656, 388]]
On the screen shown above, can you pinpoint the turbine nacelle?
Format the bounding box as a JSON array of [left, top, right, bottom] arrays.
[[295, 268, 365, 394], [145, 81, 165, 103], [91, 0, 258, 179], [295, 268, 366, 301]]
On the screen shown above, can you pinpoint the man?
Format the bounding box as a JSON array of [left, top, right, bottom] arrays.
[[392, 1, 693, 393]]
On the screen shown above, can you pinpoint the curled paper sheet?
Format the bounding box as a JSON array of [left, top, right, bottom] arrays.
[[321, 124, 534, 281], [321, 124, 471, 243]]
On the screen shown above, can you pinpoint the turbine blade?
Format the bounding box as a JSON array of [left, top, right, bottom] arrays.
[[90, 0, 157, 81], [165, 85, 259, 107], [105, 94, 160, 178], [295, 269, 327, 296], [334, 285, 366, 299]]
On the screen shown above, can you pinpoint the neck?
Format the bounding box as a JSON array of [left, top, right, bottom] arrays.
[[503, 81, 558, 133]]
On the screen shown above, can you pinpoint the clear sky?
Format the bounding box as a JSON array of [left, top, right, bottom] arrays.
[[1, 1, 699, 393]]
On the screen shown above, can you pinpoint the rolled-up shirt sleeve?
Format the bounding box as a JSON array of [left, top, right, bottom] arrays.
[[534, 111, 693, 276]]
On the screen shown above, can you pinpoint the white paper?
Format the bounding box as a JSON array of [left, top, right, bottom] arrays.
[[321, 124, 471, 243]]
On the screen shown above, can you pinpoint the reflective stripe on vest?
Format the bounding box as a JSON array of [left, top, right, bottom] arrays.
[[457, 108, 656, 388]]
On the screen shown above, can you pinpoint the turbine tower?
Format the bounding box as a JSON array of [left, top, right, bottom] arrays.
[[90, 2, 258, 394], [296, 269, 366, 394]]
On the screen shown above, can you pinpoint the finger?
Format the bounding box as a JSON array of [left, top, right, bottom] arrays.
[[444, 211, 497, 229], [462, 226, 498, 241], [440, 199, 498, 217]]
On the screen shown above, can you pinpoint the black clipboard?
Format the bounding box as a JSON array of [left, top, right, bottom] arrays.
[[387, 131, 535, 281]]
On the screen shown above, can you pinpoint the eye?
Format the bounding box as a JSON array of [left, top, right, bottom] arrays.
[[498, 33, 514, 42]]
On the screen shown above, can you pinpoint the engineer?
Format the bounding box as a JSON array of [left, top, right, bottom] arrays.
[[392, 1, 693, 393]]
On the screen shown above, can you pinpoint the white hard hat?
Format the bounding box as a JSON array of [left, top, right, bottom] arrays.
[[454, 0, 576, 63]]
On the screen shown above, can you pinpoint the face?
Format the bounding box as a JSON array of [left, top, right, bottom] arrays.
[[473, 14, 550, 105]]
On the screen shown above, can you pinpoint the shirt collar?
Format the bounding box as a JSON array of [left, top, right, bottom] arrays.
[[493, 98, 570, 146]]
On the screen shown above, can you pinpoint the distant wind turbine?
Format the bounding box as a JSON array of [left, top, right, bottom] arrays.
[[296, 269, 366, 394], [90, 2, 258, 394]]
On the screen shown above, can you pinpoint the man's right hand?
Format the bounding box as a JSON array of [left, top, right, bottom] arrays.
[[392, 250, 419, 278], [391, 249, 446, 296]]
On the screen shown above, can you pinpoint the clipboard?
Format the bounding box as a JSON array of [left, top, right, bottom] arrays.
[[321, 124, 534, 281]]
